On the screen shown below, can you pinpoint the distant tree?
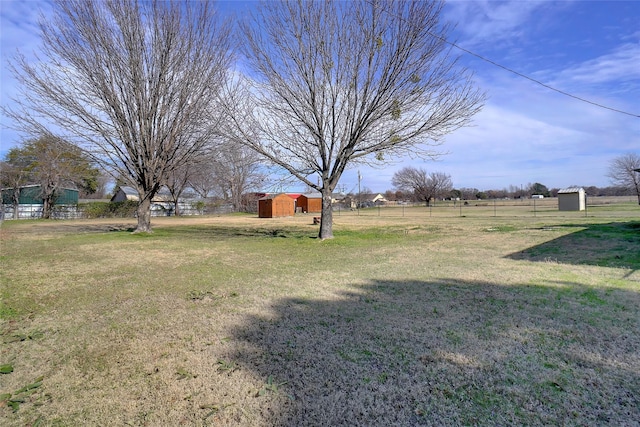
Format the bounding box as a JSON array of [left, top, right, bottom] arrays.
[[165, 162, 194, 216], [392, 167, 452, 206], [384, 190, 402, 202], [188, 152, 219, 200], [508, 184, 527, 199], [2, 136, 100, 218], [459, 187, 479, 200], [5, 0, 233, 232], [210, 142, 267, 212], [607, 153, 640, 205], [582, 186, 596, 197], [528, 182, 550, 197], [226, 0, 484, 239], [0, 152, 31, 219], [486, 189, 508, 199], [384, 190, 396, 202], [384, 189, 407, 202], [88, 172, 111, 199]]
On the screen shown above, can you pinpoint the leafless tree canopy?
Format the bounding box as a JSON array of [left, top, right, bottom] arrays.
[[209, 142, 267, 212], [229, 0, 484, 238], [5, 0, 232, 231], [607, 153, 640, 204], [183, 141, 267, 212], [392, 166, 452, 206]]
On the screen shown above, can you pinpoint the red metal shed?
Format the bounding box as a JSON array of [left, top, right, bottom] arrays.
[[258, 193, 295, 218], [297, 193, 322, 213]]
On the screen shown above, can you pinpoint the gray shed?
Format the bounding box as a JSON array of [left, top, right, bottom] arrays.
[[558, 187, 585, 211]]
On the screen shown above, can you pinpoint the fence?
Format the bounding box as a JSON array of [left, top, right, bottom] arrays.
[[1, 204, 82, 220], [1, 200, 235, 220], [2, 196, 635, 221], [331, 196, 638, 219]]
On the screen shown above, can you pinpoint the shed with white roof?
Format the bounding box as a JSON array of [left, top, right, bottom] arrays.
[[558, 187, 585, 211]]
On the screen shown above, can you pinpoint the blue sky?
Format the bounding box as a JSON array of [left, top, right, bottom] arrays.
[[1, 0, 639, 192]]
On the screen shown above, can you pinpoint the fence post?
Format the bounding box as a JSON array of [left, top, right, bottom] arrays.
[[585, 194, 588, 217]]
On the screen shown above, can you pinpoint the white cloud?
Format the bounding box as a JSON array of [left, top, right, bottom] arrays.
[[445, 0, 553, 48], [343, 66, 640, 192], [553, 42, 640, 87]]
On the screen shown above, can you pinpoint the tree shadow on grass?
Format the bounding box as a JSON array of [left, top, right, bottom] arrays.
[[226, 278, 639, 426], [148, 224, 317, 240], [507, 221, 640, 276]]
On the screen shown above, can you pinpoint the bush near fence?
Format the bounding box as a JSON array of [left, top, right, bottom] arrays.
[[79, 201, 139, 218]]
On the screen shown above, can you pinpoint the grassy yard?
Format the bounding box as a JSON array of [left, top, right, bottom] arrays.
[[1, 206, 639, 426]]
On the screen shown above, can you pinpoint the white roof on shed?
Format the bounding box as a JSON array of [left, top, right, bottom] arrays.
[[558, 187, 584, 194]]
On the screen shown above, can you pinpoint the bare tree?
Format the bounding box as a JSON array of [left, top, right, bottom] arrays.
[[165, 162, 194, 217], [5, 0, 232, 232], [188, 152, 219, 200], [1, 155, 31, 220], [184, 141, 267, 212], [210, 142, 267, 212], [391, 166, 452, 206], [226, 0, 483, 239], [607, 153, 640, 205], [459, 187, 480, 201]]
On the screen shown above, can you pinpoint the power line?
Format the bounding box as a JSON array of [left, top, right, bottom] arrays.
[[368, 0, 640, 118], [440, 36, 640, 118]]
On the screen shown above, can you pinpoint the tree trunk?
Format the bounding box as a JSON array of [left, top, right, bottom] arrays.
[[41, 182, 57, 219], [42, 196, 53, 219], [11, 189, 20, 219], [318, 191, 334, 240], [135, 197, 153, 233]]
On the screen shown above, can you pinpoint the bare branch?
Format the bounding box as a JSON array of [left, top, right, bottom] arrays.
[[4, 0, 233, 231], [228, 0, 484, 238], [607, 153, 640, 204]]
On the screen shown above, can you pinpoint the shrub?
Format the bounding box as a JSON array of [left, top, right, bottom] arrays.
[[79, 200, 138, 218]]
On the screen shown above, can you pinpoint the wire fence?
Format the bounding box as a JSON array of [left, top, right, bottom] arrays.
[[331, 196, 638, 220]]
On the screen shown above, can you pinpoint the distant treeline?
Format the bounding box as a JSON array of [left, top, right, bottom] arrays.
[[384, 185, 634, 202]]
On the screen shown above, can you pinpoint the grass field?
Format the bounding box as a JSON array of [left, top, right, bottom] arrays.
[[1, 203, 639, 426]]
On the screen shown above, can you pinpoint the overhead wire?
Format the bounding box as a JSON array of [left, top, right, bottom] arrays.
[[367, 0, 640, 118], [437, 35, 640, 118]]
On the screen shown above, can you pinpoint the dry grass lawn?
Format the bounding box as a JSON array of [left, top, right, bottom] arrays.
[[1, 205, 639, 426]]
